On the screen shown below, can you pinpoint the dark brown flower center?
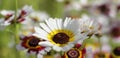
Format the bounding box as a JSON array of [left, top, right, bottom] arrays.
[[113, 47, 120, 56], [117, 5, 120, 11], [21, 10, 27, 16], [98, 4, 110, 15], [28, 38, 40, 47], [17, 10, 26, 21], [5, 14, 13, 20], [111, 26, 120, 37], [53, 32, 69, 44], [67, 49, 80, 58]]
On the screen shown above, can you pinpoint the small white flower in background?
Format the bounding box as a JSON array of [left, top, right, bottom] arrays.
[[78, 14, 100, 37], [33, 18, 87, 52], [19, 11, 49, 36], [0, 10, 14, 26], [63, 0, 89, 18], [29, 11, 49, 22], [0, 5, 33, 26], [88, 0, 119, 18], [93, 15, 110, 34]]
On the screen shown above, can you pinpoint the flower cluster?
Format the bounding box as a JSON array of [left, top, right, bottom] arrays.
[[1, 0, 120, 58], [0, 5, 103, 58], [0, 5, 33, 26], [0, 5, 99, 58]]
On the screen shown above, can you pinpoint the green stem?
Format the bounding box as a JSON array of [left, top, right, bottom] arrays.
[[13, 0, 21, 58], [15, 0, 18, 17], [14, 0, 19, 44], [14, 24, 19, 44]]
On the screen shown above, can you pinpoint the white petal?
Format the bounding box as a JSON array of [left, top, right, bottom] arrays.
[[102, 44, 111, 52], [62, 44, 74, 51], [63, 18, 71, 29], [34, 27, 48, 35], [7, 15, 14, 22], [52, 19, 58, 29], [39, 41, 53, 47], [45, 47, 52, 52], [75, 33, 87, 41], [29, 51, 36, 55], [37, 53, 43, 58], [16, 43, 26, 50], [3, 21, 10, 26], [68, 20, 80, 35], [22, 5, 33, 15], [54, 53, 61, 58], [26, 53, 30, 58], [86, 46, 93, 54], [0, 10, 14, 16], [56, 19, 63, 29], [32, 33, 48, 40], [39, 23, 51, 33], [53, 46, 62, 52], [39, 50, 46, 55], [45, 18, 57, 30]]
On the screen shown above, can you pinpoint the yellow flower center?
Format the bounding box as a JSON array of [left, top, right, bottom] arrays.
[[47, 29, 75, 47]]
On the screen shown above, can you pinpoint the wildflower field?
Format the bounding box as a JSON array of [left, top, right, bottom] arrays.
[[0, 0, 120, 58]]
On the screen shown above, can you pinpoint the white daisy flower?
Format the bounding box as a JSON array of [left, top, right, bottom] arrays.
[[0, 10, 15, 26], [33, 18, 87, 52], [78, 14, 100, 37]]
